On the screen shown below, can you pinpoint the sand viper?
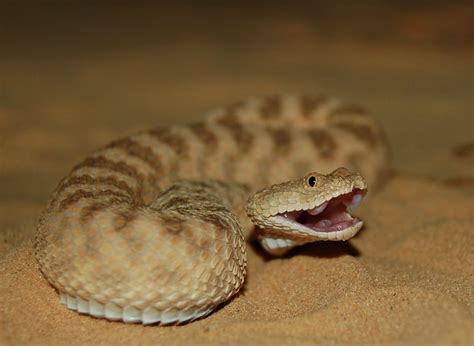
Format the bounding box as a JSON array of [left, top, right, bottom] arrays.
[[35, 95, 389, 324]]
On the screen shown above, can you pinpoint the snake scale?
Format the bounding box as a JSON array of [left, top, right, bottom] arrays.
[[35, 95, 389, 324]]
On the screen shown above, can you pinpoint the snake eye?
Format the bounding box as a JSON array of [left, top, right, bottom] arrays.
[[307, 175, 317, 187]]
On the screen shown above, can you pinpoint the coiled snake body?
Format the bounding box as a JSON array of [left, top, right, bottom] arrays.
[[35, 95, 389, 324]]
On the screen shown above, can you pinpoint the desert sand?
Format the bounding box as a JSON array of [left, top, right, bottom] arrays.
[[0, 2, 473, 345]]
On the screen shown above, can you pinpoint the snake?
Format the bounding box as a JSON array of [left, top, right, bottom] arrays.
[[34, 94, 389, 325]]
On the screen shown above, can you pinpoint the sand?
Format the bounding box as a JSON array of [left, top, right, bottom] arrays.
[[0, 2, 473, 345], [0, 177, 474, 345], [1, 177, 473, 345]]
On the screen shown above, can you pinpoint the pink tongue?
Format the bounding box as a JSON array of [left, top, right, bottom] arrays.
[[282, 197, 359, 232], [313, 219, 356, 231], [306, 204, 354, 231]]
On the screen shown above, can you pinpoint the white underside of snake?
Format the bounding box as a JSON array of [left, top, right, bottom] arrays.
[[35, 95, 389, 325]]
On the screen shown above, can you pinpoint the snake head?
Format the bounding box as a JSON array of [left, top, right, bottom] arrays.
[[246, 167, 368, 242]]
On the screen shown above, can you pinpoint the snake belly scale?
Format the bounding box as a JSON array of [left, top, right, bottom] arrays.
[[34, 95, 389, 324]]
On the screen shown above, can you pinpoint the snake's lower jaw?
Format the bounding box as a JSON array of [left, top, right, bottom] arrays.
[[258, 220, 364, 256], [262, 218, 364, 242], [311, 219, 364, 241]]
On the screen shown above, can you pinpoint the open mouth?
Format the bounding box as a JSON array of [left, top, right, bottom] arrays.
[[275, 189, 366, 234]]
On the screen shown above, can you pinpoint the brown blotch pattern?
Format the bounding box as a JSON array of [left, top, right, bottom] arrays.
[[335, 122, 378, 147], [307, 129, 337, 158], [79, 201, 110, 223], [269, 128, 292, 154], [159, 214, 186, 235], [259, 95, 282, 120], [216, 108, 241, 127], [217, 112, 254, 153], [189, 123, 218, 153], [113, 210, 137, 231], [107, 137, 162, 172], [58, 189, 130, 212], [300, 95, 327, 118], [73, 156, 145, 186], [148, 127, 189, 157], [58, 174, 136, 199]]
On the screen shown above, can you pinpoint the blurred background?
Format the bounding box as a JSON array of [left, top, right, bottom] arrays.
[[0, 1, 472, 242]]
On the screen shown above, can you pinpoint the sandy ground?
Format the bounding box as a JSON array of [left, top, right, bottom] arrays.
[[0, 2, 473, 345]]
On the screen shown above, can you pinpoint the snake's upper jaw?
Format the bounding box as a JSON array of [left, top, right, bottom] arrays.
[[268, 188, 367, 241]]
